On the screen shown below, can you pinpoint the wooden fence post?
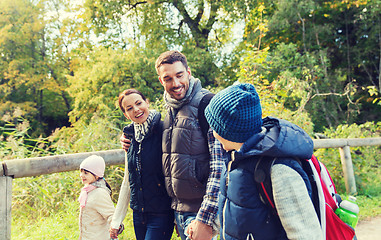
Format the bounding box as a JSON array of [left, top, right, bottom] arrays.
[[339, 146, 357, 194], [0, 176, 12, 240]]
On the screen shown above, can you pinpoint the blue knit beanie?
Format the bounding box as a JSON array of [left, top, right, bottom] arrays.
[[205, 83, 263, 143]]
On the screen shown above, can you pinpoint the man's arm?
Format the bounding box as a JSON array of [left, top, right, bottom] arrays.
[[190, 128, 225, 239], [120, 133, 131, 152]]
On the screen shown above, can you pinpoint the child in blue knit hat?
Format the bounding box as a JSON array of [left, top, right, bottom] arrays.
[[205, 83, 323, 240]]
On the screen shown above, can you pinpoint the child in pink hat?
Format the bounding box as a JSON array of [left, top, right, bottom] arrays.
[[78, 155, 116, 240]]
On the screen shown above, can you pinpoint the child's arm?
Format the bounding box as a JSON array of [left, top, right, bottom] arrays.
[[110, 153, 131, 229], [271, 164, 323, 240]]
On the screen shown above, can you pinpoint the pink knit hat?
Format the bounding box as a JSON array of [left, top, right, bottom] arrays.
[[80, 155, 105, 177]]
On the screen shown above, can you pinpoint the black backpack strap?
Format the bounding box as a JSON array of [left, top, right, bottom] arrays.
[[254, 156, 323, 222], [254, 156, 278, 215], [300, 157, 321, 221], [198, 93, 215, 140]]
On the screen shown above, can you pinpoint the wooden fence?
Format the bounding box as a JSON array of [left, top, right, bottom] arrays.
[[1, 137, 381, 239]]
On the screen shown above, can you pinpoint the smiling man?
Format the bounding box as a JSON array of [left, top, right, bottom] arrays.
[[121, 50, 224, 240], [155, 50, 223, 240], [157, 60, 190, 100]]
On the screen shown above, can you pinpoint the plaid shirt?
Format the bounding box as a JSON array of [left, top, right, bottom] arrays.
[[196, 128, 226, 226]]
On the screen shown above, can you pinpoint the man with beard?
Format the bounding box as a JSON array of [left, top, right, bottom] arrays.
[[120, 50, 224, 240]]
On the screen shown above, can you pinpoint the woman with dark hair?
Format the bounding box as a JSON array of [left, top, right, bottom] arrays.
[[110, 89, 174, 240]]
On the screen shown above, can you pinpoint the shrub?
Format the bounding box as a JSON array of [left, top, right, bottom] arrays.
[[314, 122, 381, 196]]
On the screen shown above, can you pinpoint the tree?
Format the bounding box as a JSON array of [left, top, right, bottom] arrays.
[[241, 0, 381, 131], [0, 0, 72, 136], [66, 47, 161, 124], [78, 0, 261, 86]]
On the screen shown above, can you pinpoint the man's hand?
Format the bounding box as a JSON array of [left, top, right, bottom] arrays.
[[120, 134, 131, 152], [187, 220, 213, 240]]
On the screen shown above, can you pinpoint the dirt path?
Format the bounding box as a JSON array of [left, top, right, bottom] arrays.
[[354, 215, 381, 240]]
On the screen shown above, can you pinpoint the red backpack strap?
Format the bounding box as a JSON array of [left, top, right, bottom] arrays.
[[308, 155, 355, 240], [254, 156, 277, 215], [310, 155, 337, 205], [310, 155, 321, 174]]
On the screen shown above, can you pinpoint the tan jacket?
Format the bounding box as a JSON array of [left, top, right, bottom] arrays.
[[79, 187, 115, 240]]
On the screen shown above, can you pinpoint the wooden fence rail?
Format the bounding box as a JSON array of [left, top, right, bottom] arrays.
[[1, 137, 381, 239], [1, 149, 125, 178]]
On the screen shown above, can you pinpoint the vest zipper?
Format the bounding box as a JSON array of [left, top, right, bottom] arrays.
[[167, 111, 176, 205], [222, 151, 235, 240], [137, 142, 144, 212], [226, 151, 235, 188], [222, 199, 227, 240]]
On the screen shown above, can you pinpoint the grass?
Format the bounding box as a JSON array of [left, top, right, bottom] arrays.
[[10, 193, 381, 239], [12, 200, 80, 240], [10, 171, 182, 240], [11, 198, 181, 240], [356, 195, 381, 220]]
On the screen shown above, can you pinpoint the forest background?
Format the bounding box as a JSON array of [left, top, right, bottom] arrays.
[[1, 0, 381, 239]]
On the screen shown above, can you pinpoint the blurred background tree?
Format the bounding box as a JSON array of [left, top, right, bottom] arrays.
[[1, 0, 380, 140], [1, 1, 380, 238]]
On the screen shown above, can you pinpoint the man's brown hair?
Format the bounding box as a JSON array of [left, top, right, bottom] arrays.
[[155, 50, 188, 74]]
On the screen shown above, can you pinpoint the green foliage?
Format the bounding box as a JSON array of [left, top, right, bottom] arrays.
[[12, 172, 80, 218], [268, 43, 359, 131], [49, 114, 121, 154], [237, 39, 314, 135], [66, 47, 162, 125], [0, 112, 55, 160], [79, 0, 248, 86], [314, 122, 381, 196], [2, 0, 381, 237], [0, 0, 72, 136], [1, 0, 379, 137], [182, 46, 221, 86], [240, 3, 373, 132], [243, 0, 381, 132]]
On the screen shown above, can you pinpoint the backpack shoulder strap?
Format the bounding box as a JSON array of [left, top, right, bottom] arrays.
[[254, 156, 277, 215], [254, 157, 306, 216], [300, 157, 321, 221], [198, 93, 215, 140]]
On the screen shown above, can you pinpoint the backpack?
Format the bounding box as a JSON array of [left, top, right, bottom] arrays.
[[254, 155, 356, 240], [198, 93, 215, 140]]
